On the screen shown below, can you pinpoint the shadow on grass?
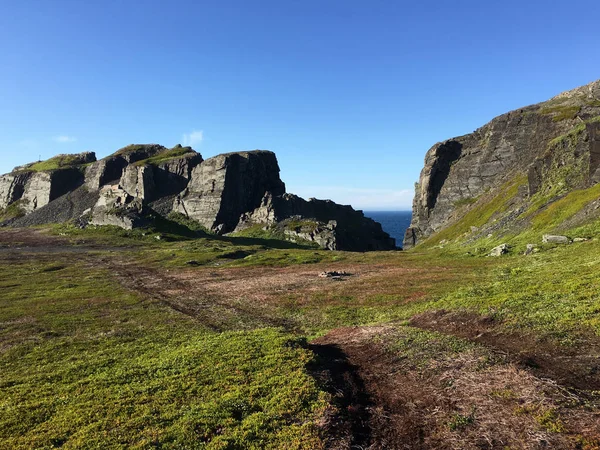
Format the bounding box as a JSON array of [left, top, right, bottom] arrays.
[[307, 343, 373, 449], [152, 212, 317, 251]]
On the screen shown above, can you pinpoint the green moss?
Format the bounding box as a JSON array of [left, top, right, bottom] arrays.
[[453, 197, 478, 207], [0, 201, 26, 222], [135, 147, 196, 166], [540, 104, 581, 121], [422, 175, 526, 248], [0, 259, 328, 449], [25, 154, 88, 172], [113, 144, 149, 156], [530, 183, 600, 231]]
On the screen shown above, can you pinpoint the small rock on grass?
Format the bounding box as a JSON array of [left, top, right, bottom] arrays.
[[489, 244, 509, 257]]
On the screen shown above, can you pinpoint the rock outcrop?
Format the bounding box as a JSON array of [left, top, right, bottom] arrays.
[[0, 152, 93, 214], [89, 185, 147, 230], [405, 79, 600, 248], [236, 193, 395, 251], [1, 146, 395, 251], [174, 151, 285, 233]]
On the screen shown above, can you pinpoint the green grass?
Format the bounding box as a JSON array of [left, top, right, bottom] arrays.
[[135, 147, 197, 166], [422, 174, 526, 248], [540, 104, 581, 121], [0, 257, 328, 449], [453, 197, 478, 208], [0, 201, 26, 222], [25, 154, 89, 172]]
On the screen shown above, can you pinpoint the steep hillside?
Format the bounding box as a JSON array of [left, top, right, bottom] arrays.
[[405, 80, 600, 250]]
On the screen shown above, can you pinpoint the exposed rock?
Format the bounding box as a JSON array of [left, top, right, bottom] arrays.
[[2, 147, 393, 251], [1, 168, 85, 214], [236, 192, 396, 251], [404, 80, 600, 248], [489, 243, 509, 256], [318, 271, 351, 279], [542, 234, 571, 244], [524, 244, 536, 255], [89, 185, 146, 230], [174, 151, 285, 233], [573, 237, 588, 242], [119, 149, 202, 202]]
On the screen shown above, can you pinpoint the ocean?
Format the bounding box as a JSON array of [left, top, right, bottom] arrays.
[[363, 211, 412, 249]]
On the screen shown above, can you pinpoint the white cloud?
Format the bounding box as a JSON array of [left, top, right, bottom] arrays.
[[290, 185, 414, 210], [53, 135, 77, 143], [182, 130, 204, 147]]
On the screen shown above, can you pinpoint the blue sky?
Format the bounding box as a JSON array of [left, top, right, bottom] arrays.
[[1, 0, 599, 210]]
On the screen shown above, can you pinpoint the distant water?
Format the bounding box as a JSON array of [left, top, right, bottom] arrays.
[[364, 211, 412, 249]]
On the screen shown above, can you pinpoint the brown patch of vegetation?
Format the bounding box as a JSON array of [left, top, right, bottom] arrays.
[[410, 310, 600, 390], [312, 326, 600, 449]]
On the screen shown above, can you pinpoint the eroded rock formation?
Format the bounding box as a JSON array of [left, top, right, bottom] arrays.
[[174, 151, 285, 233], [1, 146, 395, 251]]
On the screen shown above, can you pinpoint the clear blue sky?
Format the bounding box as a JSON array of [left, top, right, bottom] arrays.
[[1, 0, 599, 210]]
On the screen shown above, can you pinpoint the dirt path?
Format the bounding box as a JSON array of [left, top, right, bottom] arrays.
[[311, 326, 600, 450]]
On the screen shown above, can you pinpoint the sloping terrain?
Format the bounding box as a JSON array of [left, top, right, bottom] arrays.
[[405, 79, 600, 249], [2, 221, 600, 448]]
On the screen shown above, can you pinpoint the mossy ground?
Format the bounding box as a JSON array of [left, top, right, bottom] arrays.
[[4, 180, 600, 446]]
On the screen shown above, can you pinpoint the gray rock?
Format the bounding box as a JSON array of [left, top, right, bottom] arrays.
[[542, 234, 571, 244], [573, 237, 588, 242], [89, 185, 146, 230], [524, 243, 536, 255], [404, 80, 600, 248], [174, 150, 286, 233], [235, 192, 396, 251], [489, 243, 509, 256]]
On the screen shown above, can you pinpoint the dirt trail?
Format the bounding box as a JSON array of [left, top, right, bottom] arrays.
[[311, 326, 600, 450]]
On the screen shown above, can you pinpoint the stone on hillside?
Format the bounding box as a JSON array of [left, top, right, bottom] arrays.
[[542, 234, 571, 244], [1, 168, 85, 214], [573, 237, 588, 242], [235, 192, 396, 251], [404, 80, 600, 249], [489, 243, 509, 256], [524, 244, 536, 255], [89, 185, 146, 230]]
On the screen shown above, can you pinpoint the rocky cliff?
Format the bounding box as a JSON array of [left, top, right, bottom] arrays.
[[174, 151, 285, 233], [405, 79, 600, 248], [1, 146, 395, 251]]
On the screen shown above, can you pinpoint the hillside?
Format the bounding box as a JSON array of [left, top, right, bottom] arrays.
[[2, 80, 600, 449], [405, 79, 600, 252]]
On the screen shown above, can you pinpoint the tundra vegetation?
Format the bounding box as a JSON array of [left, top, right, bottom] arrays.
[[3, 81, 600, 448]]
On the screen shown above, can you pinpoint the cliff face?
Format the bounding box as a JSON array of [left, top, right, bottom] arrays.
[[405, 80, 600, 248], [1, 146, 395, 251], [174, 151, 286, 233]]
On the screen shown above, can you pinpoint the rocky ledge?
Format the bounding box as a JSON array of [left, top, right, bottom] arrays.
[[0, 145, 396, 251]]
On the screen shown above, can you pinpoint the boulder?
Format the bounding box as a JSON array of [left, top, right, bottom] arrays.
[[524, 243, 536, 255], [489, 243, 509, 256], [89, 185, 147, 230], [542, 234, 571, 244]]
